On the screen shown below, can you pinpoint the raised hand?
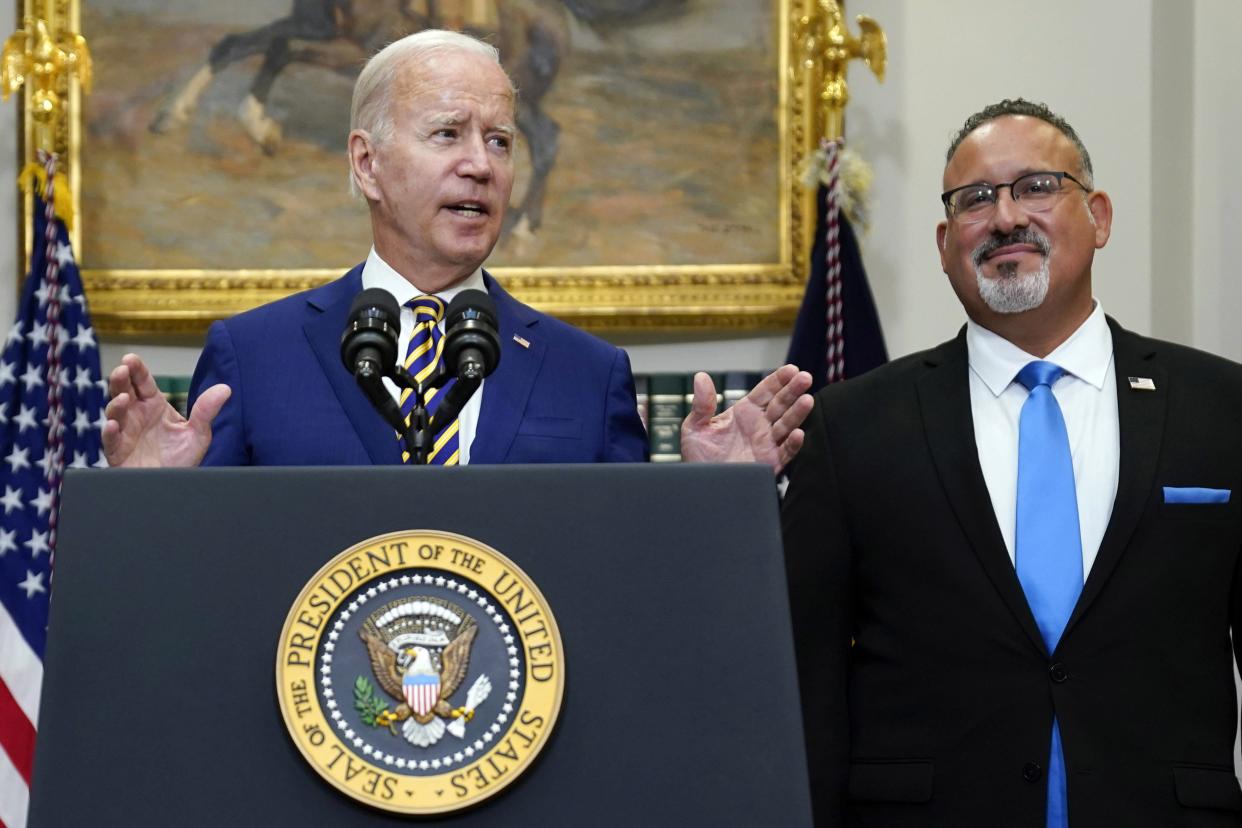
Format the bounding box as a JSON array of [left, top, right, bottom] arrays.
[[102, 353, 231, 468], [680, 364, 813, 473]]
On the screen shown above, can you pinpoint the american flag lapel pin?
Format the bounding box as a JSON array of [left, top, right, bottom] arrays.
[[1127, 376, 1156, 391], [513, 334, 530, 349]]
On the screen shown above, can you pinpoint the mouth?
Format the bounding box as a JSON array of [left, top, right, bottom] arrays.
[[983, 243, 1041, 263], [972, 231, 1050, 268], [444, 201, 490, 219]]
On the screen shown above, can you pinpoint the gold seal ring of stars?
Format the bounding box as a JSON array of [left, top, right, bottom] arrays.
[[276, 530, 564, 815]]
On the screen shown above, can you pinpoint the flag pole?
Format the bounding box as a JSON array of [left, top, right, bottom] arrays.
[[1, 14, 96, 828], [786, 1, 890, 391], [799, 0, 887, 143], [2, 8, 92, 156]]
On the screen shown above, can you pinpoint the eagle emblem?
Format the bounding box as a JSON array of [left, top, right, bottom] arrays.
[[357, 596, 492, 748]]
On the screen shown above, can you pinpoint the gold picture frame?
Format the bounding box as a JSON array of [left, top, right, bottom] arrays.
[[19, 0, 826, 336]]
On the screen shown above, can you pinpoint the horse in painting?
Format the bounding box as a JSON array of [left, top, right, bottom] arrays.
[[151, 0, 685, 241]]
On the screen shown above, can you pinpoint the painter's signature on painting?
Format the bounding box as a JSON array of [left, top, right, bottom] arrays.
[[697, 222, 756, 235]]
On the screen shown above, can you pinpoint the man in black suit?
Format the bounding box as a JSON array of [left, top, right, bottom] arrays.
[[783, 98, 1242, 826]]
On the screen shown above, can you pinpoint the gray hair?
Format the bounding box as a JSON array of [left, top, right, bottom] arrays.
[[348, 29, 511, 195], [945, 98, 1094, 189]]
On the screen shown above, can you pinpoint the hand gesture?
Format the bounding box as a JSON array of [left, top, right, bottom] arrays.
[[102, 353, 231, 468], [680, 364, 813, 474]]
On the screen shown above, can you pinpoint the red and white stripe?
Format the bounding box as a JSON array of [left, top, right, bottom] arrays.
[[405, 681, 440, 717], [0, 604, 41, 828], [0, 150, 66, 828]]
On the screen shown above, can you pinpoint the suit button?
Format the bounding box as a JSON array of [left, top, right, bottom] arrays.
[[1023, 762, 1042, 783], [1049, 662, 1069, 683]]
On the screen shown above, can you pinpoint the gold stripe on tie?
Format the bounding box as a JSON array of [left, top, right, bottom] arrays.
[[427, 420, 461, 462], [397, 294, 455, 465], [412, 336, 446, 385], [403, 334, 435, 368], [409, 296, 444, 319], [441, 447, 461, 466]]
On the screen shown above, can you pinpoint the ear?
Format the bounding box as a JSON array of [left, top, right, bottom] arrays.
[[935, 220, 950, 272], [348, 130, 382, 201], [1086, 190, 1112, 249]]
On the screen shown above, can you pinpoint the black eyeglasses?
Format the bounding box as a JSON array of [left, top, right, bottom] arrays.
[[941, 171, 1090, 222]]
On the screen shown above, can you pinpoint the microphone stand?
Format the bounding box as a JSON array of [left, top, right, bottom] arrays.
[[390, 363, 451, 465], [427, 374, 480, 437]]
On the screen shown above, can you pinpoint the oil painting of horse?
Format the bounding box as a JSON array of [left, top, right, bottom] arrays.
[[79, 0, 780, 275]]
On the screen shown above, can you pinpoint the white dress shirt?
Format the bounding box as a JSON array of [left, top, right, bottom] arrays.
[[967, 301, 1119, 577], [361, 248, 485, 464]]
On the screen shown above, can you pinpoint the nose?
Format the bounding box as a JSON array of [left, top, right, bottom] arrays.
[[988, 185, 1028, 234], [456, 132, 492, 182]]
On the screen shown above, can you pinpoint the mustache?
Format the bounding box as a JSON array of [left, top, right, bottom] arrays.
[[971, 229, 1050, 267]]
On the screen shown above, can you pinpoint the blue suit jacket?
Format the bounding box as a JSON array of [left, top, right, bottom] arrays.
[[187, 265, 648, 465]]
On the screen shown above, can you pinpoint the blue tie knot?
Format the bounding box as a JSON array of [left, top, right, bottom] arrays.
[[406, 295, 445, 324], [1016, 360, 1065, 392]]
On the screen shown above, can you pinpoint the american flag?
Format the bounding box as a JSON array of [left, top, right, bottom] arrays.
[[0, 156, 106, 828], [404, 672, 441, 717], [786, 140, 888, 393]]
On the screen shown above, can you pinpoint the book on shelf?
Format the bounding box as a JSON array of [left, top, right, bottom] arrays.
[[154, 375, 190, 418], [646, 373, 686, 462]]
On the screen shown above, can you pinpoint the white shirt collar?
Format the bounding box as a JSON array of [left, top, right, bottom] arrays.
[[360, 247, 487, 306], [967, 301, 1113, 396]]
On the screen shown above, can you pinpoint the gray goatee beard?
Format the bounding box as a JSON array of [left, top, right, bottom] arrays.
[[971, 230, 1051, 314]]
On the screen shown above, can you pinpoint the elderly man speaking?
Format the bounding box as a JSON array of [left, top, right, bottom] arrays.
[[103, 29, 812, 470]]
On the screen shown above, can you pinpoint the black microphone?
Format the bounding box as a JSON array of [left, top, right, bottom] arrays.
[[429, 290, 501, 435], [443, 289, 501, 381], [340, 288, 405, 431]]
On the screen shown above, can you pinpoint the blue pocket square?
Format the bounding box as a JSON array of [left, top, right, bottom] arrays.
[[1163, 486, 1231, 504]]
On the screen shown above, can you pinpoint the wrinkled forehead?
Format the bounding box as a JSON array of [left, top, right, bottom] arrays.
[[943, 116, 1079, 187], [395, 50, 515, 117]]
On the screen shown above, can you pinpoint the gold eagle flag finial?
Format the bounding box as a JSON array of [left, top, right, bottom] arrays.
[[797, 0, 886, 142], [3, 15, 93, 155]]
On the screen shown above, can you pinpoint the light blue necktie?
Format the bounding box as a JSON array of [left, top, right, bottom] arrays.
[[399, 296, 459, 465], [1014, 360, 1082, 828]]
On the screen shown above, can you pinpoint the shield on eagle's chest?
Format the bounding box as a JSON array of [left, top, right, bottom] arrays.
[[404, 673, 440, 716]]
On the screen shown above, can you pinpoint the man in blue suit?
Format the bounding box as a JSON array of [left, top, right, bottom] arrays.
[[103, 29, 812, 469]]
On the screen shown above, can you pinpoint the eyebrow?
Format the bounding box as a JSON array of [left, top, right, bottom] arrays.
[[428, 111, 467, 126], [960, 168, 1052, 187], [427, 112, 516, 137]]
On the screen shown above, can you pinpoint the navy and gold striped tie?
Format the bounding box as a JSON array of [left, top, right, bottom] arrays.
[[399, 296, 460, 465]]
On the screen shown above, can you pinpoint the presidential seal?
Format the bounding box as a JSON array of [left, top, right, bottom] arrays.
[[276, 530, 564, 815]]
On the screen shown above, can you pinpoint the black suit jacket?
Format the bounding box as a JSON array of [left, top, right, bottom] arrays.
[[782, 318, 1242, 827]]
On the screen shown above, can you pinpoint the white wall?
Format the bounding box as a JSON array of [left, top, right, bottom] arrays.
[[850, 0, 1159, 355], [1190, 1, 1242, 359], [3, 0, 1239, 372], [844, 0, 1239, 366]]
